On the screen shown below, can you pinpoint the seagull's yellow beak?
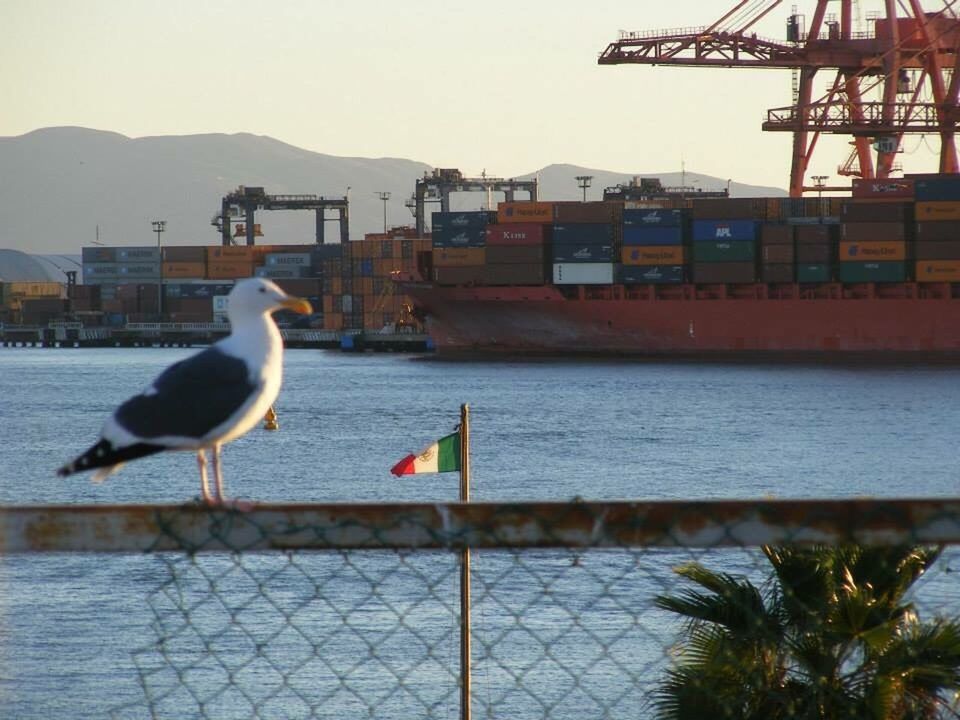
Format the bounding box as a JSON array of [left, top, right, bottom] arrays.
[[279, 296, 313, 315]]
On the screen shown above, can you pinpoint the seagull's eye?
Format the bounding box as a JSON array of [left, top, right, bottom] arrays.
[[258, 287, 266, 293]]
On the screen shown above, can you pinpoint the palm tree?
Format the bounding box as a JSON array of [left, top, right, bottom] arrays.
[[651, 545, 960, 720]]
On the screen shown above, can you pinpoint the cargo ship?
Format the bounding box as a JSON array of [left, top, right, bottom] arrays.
[[398, 176, 960, 361]]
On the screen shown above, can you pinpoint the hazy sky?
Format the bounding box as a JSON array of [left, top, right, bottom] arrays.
[[3, 1, 948, 191]]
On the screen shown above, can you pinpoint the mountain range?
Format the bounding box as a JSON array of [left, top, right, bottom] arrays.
[[0, 127, 786, 255]]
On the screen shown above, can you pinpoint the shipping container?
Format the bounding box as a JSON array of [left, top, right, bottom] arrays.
[[692, 240, 756, 263], [796, 264, 833, 282], [82, 246, 116, 263], [265, 252, 311, 267], [837, 261, 908, 283], [432, 247, 487, 267], [431, 211, 495, 234], [162, 262, 206, 279], [760, 224, 793, 244], [762, 244, 795, 264], [553, 201, 622, 224], [794, 224, 834, 244], [691, 198, 766, 220], [838, 241, 907, 262], [915, 260, 960, 282], [116, 263, 161, 280], [206, 261, 253, 280], [796, 243, 833, 264], [622, 226, 685, 246], [915, 220, 960, 241], [207, 246, 255, 261], [915, 201, 960, 222], [840, 222, 906, 242], [620, 265, 685, 284], [486, 224, 548, 246], [852, 178, 914, 199], [484, 264, 546, 286], [621, 246, 685, 265], [82, 264, 118, 283], [691, 262, 757, 283], [497, 201, 555, 224], [254, 266, 308, 279], [915, 240, 960, 259], [622, 208, 686, 227], [434, 266, 487, 286], [692, 219, 757, 242], [552, 263, 614, 285], [761, 264, 795, 283], [912, 175, 960, 202], [114, 246, 161, 262], [551, 243, 615, 263], [840, 200, 912, 223], [163, 246, 208, 263], [432, 226, 487, 248], [485, 245, 546, 264]]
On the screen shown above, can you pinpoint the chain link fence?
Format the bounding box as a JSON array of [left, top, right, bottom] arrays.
[[2, 499, 959, 719]]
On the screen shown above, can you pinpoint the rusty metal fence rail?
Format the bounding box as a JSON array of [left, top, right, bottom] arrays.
[[2, 498, 960, 719]]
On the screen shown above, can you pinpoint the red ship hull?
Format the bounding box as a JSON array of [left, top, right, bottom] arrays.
[[402, 282, 960, 361]]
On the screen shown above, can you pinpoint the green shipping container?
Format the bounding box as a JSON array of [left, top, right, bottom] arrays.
[[692, 240, 756, 263], [837, 261, 907, 283], [797, 264, 833, 282]]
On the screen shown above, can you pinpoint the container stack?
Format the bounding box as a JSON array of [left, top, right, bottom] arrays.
[[759, 224, 795, 283], [485, 223, 549, 285], [794, 225, 835, 282], [0, 282, 66, 325], [837, 200, 911, 283], [620, 208, 687, 284], [690, 199, 762, 283], [913, 175, 960, 282], [550, 201, 621, 285], [431, 211, 494, 286]]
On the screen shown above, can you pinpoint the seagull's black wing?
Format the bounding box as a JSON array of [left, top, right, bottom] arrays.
[[114, 346, 258, 441]]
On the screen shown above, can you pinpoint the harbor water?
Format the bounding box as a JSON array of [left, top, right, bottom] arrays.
[[1, 347, 959, 717]]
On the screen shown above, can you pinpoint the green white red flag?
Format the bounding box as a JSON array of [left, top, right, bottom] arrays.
[[391, 431, 461, 475]]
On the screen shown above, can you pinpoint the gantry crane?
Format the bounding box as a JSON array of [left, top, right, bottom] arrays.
[[599, 1, 960, 196], [211, 186, 349, 246]]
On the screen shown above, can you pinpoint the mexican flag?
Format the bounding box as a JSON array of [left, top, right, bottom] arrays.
[[391, 431, 461, 475]]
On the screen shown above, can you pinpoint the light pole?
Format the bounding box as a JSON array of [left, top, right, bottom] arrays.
[[575, 175, 593, 202], [152, 220, 166, 321], [376, 192, 390, 233]]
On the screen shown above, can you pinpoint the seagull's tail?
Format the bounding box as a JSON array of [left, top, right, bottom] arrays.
[[57, 439, 164, 479]]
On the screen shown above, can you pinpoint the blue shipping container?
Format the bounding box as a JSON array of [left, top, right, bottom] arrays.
[[431, 211, 496, 233], [913, 176, 960, 202], [622, 208, 686, 228], [620, 265, 685, 284], [432, 226, 487, 248], [552, 243, 615, 263], [623, 226, 685, 246], [692, 219, 758, 242], [552, 223, 613, 243]]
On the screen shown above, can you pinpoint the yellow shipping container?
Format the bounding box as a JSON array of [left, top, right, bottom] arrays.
[[206, 260, 253, 279], [916, 260, 960, 282], [207, 246, 255, 262], [1, 281, 64, 299], [433, 247, 487, 267], [621, 246, 686, 265], [497, 201, 555, 224], [838, 241, 907, 261], [162, 262, 206, 279], [915, 201, 960, 222]]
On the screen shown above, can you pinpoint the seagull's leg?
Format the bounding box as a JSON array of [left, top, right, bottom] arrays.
[[197, 450, 214, 505], [212, 443, 226, 504]]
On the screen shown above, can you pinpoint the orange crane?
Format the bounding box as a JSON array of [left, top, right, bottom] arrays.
[[598, 1, 960, 196]]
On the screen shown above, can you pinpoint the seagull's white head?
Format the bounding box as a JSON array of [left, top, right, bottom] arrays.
[[226, 278, 313, 324]]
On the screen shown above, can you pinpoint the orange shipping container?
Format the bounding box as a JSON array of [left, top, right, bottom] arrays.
[[497, 201, 555, 224], [915, 201, 960, 222], [915, 260, 960, 282], [206, 260, 254, 279], [359, 277, 374, 295], [330, 276, 343, 295], [433, 247, 487, 267], [207, 246, 255, 262], [838, 241, 907, 262], [162, 262, 206, 279], [323, 312, 344, 331], [621, 246, 685, 265]]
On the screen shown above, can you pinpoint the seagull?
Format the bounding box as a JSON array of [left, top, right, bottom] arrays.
[[57, 277, 312, 506]]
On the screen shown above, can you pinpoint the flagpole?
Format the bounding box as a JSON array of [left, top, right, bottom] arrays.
[[459, 403, 471, 720]]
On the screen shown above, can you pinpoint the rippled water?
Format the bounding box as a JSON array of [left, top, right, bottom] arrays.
[[1, 347, 958, 718]]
